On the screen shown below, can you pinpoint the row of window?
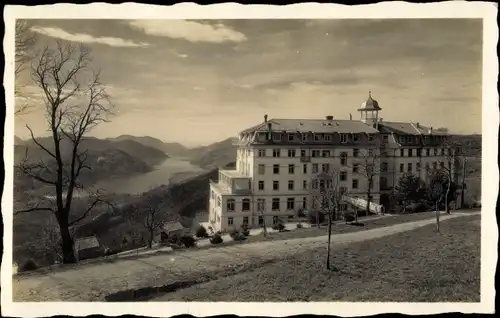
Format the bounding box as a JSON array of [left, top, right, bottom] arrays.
[[256, 132, 377, 144], [255, 177, 361, 192], [258, 160, 355, 176], [227, 215, 289, 226], [398, 161, 444, 173], [256, 148, 373, 159], [242, 147, 448, 159]]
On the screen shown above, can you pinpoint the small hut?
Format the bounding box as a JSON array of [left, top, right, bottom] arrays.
[[74, 236, 102, 261]]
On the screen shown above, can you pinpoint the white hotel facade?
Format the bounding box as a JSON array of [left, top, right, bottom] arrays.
[[208, 93, 459, 232]]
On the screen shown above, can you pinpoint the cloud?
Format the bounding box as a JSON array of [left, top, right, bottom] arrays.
[[127, 20, 247, 43], [30, 26, 149, 48], [177, 53, 189, 58]]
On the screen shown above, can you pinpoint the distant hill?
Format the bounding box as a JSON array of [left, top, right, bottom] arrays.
[[13, 136, 168, 195], [109, 135, 190, 157], [450, 134, 481, 158], [187, 137, 238, 168]]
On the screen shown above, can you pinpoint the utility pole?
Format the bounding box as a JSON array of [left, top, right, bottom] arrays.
[[461, 157, 467, 208]]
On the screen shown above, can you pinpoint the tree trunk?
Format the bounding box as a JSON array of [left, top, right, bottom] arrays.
[[435, 202, 440, 233], [403, 200, 407, 214], [366, 185, 372, 217], [461, 159, 467, 208], [58, 218, 76, 264], [326, 209, 333, 270], [147, 231, 154, 249], [445, 179, 451, 214], [261, 209, 267, 237], [316, 210, 320, 228]]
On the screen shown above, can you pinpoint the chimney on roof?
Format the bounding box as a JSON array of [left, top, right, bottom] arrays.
[[326, 115, 334, 120], [267, 122, 272, 141], [416, 122, 420, 128], [428, 127, 433, 134], [264, 114, 268, 123], [349, 113, 352, 120]]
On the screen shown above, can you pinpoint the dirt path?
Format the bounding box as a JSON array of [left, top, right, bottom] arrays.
[[12, 211, 478, 301]]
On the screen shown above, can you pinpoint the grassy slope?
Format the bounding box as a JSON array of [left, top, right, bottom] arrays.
[[156, 215, 480, 302]]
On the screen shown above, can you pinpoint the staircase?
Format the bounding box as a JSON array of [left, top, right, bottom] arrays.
[[342, 195, 385, 215]]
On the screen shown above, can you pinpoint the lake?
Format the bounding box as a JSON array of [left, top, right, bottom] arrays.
[[94, 157, 205, 195]]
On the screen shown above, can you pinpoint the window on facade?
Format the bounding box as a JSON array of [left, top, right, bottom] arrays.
[[273, 216, 280, 224], [314, 134, 322, 141], [383, 135, 389, 143], [228, 217, 234, 225], [426, 148, 430, 156], [408, 136, 414, 143], [353, 148, 359, 157], [312, 164, 319, 173], [322, 150, 330, 157], [257, 199, 265, 212], [400, 149, 404, 157], [416, 162, 421, 171], [352, 163, 359, 173], [408, 149, 413, 157], [287, 198, 295, 210], [340, 171, 348, 181], [258, 216, 264, 225], [312, 198, 318, 209], [288, 180, 294, 191], [217, 197, 221, 207], [353, 134, 359, 142], [340, 134, 348, 143], [434, 148, 438, 156], [368, 134, 374, 141], [380, 177, 388, 189], [399, 136, 405, 143], [322, 163, 330, 173], [258, 181, 265, 191], [258, 149, 266, 157], [303, 180, 307, 190], [273, 133, 282, 142], [381, 162, 388, 172], [273, 181, 279, 191], [288, 134, 294, 142], [324, 134, 332, 141], [327, 179, 333, 189], [242, 199, 250, 211], [301, 149, 307, 157], [352, 179, 359, 189], [312, 150, 320, 157], [243, 217, 249, 225], [302, 134, 308, 142], [258, 164, 265, 175], [312, 179, 318, 189], [303, 164, 308, 174], [273, 164, 280, 174], [273, 149, 280, 158], [227, 199, 235, 211], [319, 180, 325, 190], [416, 148, 421, 157], [288, 164, 295, 174], [340, 152, 348, 166], [408, 163, 412, 172], [272, 198, 280, 211], [302, 197, 307, 208], [399, 163, 404, 173], [288, 149, 296, 157]]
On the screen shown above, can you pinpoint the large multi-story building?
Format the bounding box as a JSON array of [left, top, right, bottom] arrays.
[[208, 92, 459, 232]]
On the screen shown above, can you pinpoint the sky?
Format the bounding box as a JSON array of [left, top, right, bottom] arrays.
[[14, 19, 482, 147]]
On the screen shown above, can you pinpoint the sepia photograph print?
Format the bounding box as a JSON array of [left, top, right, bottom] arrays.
[[1, 2, 497, 317]]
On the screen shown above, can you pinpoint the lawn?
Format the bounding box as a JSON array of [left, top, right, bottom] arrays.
[[153, 214, 480, 302]]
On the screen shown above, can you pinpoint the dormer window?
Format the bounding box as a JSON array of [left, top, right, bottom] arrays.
[[340, 134, 348, 143], [352, 134, 359, 142], [399, 136, 405, 143], [408, 136, 414, 143], [302, 133, 308, 142], [314, 134, 322, 141], [288, 133, 294, 142], [273, 133, 282, 142], [324, 134, 332, 141]]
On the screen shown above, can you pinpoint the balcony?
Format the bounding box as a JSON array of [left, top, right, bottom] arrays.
[[300, 156, 311, 163]]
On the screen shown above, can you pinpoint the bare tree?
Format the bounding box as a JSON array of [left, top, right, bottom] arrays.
[[15, 20, 37, 115], [349, 146, 381, 217], [15, 41, 114, 263], [427, 170, 448, 233], [310, 170, 341, 270], [129, 192, 171, 249], [437, 139, 460, 214], [257, 198, 267, 237]]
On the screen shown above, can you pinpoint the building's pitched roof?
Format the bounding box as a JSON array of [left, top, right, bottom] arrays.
[[241, 118, 380, 134], [162, 221, 185, 232], [74, 236, 100, 251], [378, 121, 448, 136]]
